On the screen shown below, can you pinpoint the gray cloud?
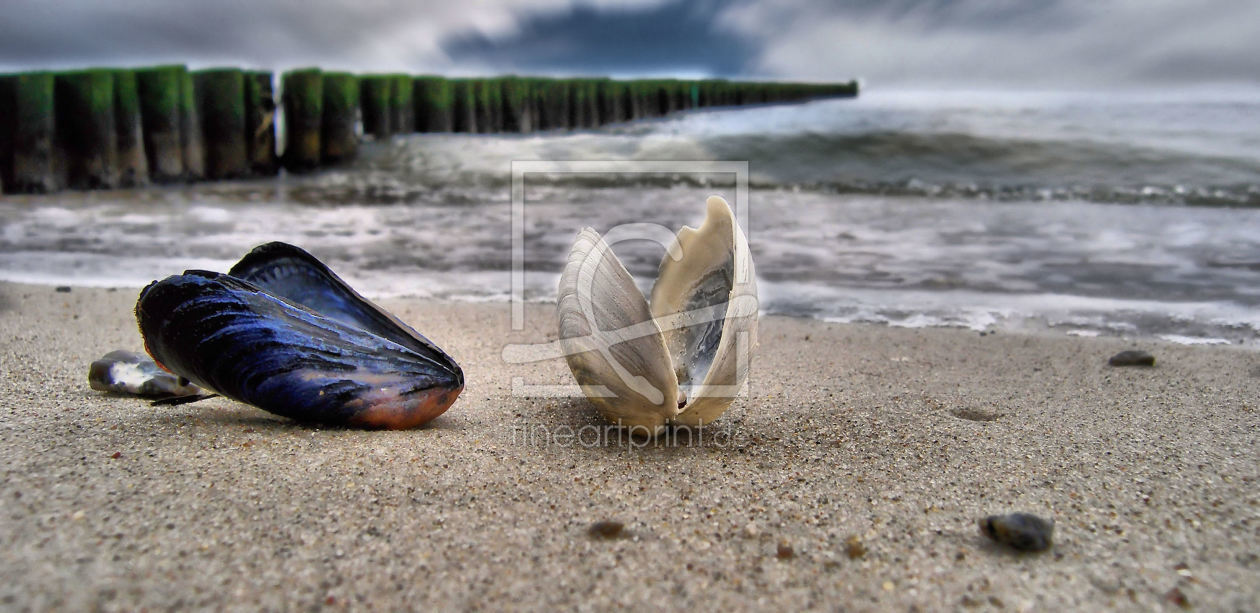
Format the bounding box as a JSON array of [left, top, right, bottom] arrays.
[[0, 0, 645, 73], [0, 0, 1255, 87], [717, 0, 1260, 87]]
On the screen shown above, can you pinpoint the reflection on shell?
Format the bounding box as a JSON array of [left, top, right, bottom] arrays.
[[556, 196, 758, 435]]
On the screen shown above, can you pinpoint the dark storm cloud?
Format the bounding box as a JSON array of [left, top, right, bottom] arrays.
[[440, 0, 755, 77]]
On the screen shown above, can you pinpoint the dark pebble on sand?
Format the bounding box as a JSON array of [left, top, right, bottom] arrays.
[[588, 520, 624, 539], [55, 286, 71, 293], [845, 535, 866, 559], [1109, 350, 1155, 367], [979, 512, 1054, 552], [1165, 587, 1190, 609], [776, 542, 795, 559]]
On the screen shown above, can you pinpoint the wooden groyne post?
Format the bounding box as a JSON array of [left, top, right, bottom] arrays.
[[193, 68, 248, 180], [281, 68, 323, 173], [359, 75, 392, 139], [245, 71, 278, 176], [475, 79, 503, 133], [452, 79, 478, 134], [2, 65, 859, 195], [390, 74, 414, 135], [414, 76, 454, 133], [179, 70, 205, 181], [112, 70, 149, 187], [135, 65, 185, 182], [320, 72, 358, 164], [55, 69, 117, 190], [0, 72, 57, 193]]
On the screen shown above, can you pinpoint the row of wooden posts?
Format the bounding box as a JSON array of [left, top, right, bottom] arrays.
[[0, 66, 858, 195]]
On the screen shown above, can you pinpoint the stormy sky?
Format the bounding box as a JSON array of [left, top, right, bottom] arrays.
[[1, 0, 1255, 88]]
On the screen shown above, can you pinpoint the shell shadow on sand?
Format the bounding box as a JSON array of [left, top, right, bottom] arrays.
[[135, 242, 464, 429]]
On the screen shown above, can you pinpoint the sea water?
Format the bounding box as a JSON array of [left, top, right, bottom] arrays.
[[2, 89, 1258, 344]]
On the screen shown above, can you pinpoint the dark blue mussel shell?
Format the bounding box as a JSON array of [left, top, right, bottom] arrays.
[[136, 242, 463, 429]]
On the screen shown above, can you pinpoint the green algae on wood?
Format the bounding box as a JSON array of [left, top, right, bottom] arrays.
[[244, 71, 278, 176], [320, 72, 358, 164], [567, 79, 588, 128], [111, 69, 149, 187], [499, 76, 532, 133], [413, 76, 454, 133], [597, 80, 625, 125], [135, 65, 185, 182], [7, 72, 57, 192], [583, 79, 602, 127], [359, 75, 392, 139], [192, 68, 248, 180], [451, 78, 478, 133], [535, 78, 570, 131], [55, 69, 118, 189], [474, 78, 503, 133], [0, 75, 15, 192], [281, 68, 323, 173], [179, 70, 205, 180], [389, 74, 414, 134]]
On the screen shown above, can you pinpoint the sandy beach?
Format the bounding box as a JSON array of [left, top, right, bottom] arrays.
[[0, 280, 1256, 610]]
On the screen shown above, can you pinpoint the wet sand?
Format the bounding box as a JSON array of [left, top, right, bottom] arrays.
[[0, 281, 1256, 610]]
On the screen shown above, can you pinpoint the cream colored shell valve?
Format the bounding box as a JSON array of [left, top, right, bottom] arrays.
[[556, 196, 758, 435]]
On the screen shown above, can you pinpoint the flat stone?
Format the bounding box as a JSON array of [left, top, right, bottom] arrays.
[[1108, 350, 1155, 367]]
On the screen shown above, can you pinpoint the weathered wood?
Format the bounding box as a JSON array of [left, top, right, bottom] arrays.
[[111, 70, 149, 187], [2, 72, 57, 193], [535, 79, 570, 131], [135, 65, 185, 182], [2, 64, 861, 193], [193, 68, 248, 180], [320, 72, 358, 164], [452, 79, 477, 133], [499, 76, 532, 133], [0, 74, 14, 192], [475, 79, 503, 133], [179, 70, 205, 181], [281, 68, 322, 173], [414, 76, 454, 133], [597, 80, 623, 126], [359, 75, 392, 139], [55, 69, 117, 189], [245, 71, 278, 176], [390, 74, 414, 134]]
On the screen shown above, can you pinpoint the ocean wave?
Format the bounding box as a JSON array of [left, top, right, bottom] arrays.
[[287, 114, 1260, 207]]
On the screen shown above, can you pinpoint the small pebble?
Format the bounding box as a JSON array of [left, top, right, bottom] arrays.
[[1165, 586, 1190, 609], [1108, 350, 1155, 367], [845, 535, 866, 559], [776, 542, 795, 559], [588, 520, 624, 539], [979, 512, 1054, 552], [55, 286, 71, 293]]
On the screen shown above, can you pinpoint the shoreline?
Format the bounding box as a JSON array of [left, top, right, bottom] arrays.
[[1, 281, 1257, 609], [0, 277, 1254, 350]]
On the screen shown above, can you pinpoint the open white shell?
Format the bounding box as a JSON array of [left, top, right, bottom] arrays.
[[556, 196, 758, 435]]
